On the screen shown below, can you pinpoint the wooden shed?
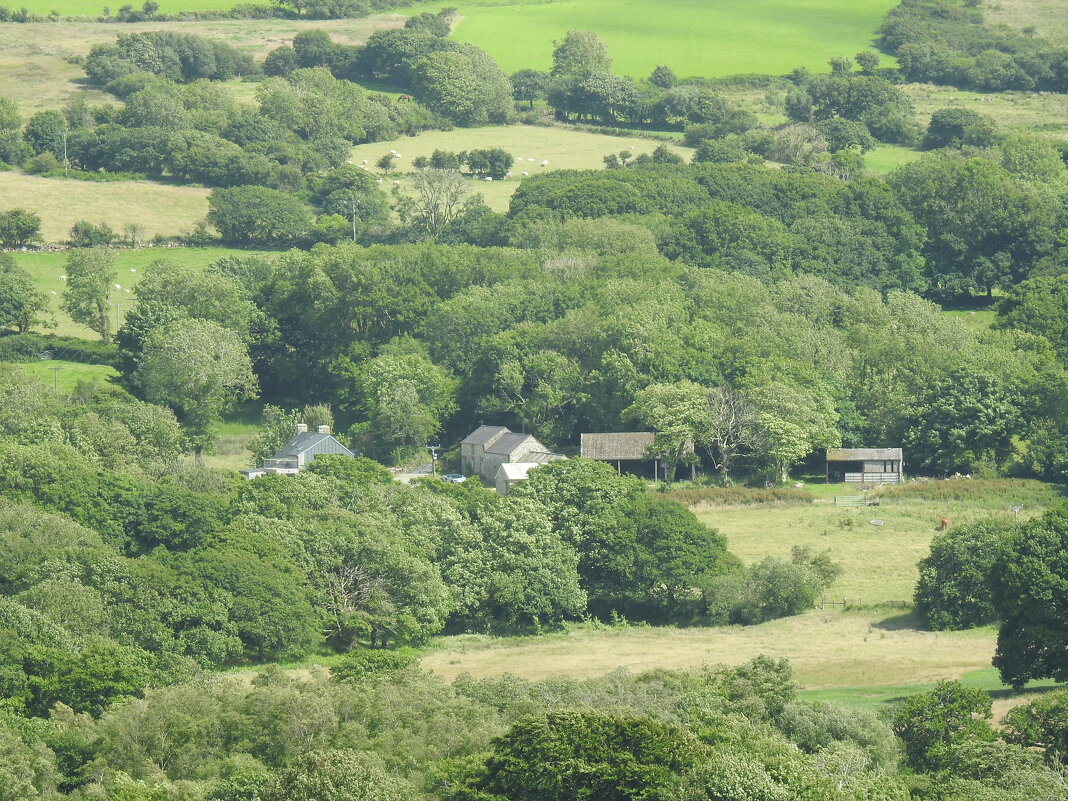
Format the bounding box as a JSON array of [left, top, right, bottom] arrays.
[[826, 448, 903, 484]]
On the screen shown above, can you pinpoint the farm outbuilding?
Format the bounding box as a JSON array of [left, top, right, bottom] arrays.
[[825, 448, 903, 484], [580, 432, 695, 480], [460, 425, 565, 482]]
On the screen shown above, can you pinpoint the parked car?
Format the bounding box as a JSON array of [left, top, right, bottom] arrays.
[[441, 473, 466, 483]]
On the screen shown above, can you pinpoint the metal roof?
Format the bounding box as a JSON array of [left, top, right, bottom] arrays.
[[826, 448, 903, 461], [526, 451, 566, 464], [461, 425, 510, 446], [497, 462, 541, 481], [273, 432, 354, 459], [486, 432, 540, 455]]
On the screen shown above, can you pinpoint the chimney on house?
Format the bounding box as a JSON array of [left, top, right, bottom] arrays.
[[296, 419, 308, 434], [317, 425, 331, 435]]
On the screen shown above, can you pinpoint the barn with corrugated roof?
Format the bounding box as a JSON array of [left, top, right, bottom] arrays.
[[825, 448, 903, 484]]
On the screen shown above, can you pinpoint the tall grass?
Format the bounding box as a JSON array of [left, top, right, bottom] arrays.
[[664, 486, 813, 508], [878, 479, 1067, 509]]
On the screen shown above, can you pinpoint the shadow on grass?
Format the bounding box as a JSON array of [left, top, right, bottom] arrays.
[[871, 611, 925, 631]]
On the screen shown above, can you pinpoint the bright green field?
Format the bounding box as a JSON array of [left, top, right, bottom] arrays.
[[400, 0, 897, 77], [864, 144, 921, 175], [6, 246, 263, 336], [12, 359, 117, 393]]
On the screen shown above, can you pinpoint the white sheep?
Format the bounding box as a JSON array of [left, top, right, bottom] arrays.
[[59, 275, 66, 280], [485, 176, 493, 181], [114, 284, 121, 290], [540, 160, 548, 166], [361, 159, 368, 164], [521, 171, 529, 176], [527, 158, 536, 162], [129, 268, 136, 272], [49, 290, 56, 295], [393, 180, 401, 184]]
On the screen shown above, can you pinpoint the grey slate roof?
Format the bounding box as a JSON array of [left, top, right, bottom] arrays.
[[826, 448, 902, 461], [486, 432, 537, 455], [273, 432, 354, 459], [461, 425, 510, 446]]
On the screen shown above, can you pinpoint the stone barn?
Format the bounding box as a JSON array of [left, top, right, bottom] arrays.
[[460, 425, 565, 482], [825, 448, 903, 484]]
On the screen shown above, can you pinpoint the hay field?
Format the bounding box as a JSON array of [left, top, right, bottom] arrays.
[[0, 172, 209, 244], [398, 0, 897, 77], [902, 83, 1068, 139], [351, 124, 692, 212], [0, 15, 405, 117], [422, 479, 1065, 696]]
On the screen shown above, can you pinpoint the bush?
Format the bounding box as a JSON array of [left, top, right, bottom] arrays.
[[330, 649, 418, 682]]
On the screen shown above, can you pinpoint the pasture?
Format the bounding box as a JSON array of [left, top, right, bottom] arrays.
[[0, 172, 209, 244], [902, 83, 1068, 139], [421, 479, 1066, 707], [399, 0, 897, 77], [985, 0, 1068, 47], [351, 124, 692, 211], [8, 246, 261, 336], [13, 358, 117, 392]]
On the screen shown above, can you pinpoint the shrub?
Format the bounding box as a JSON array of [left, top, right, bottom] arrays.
[[0, 333, 118, 366]]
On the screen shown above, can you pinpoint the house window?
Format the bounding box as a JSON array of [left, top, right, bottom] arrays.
[[884, 461, 896, 472]]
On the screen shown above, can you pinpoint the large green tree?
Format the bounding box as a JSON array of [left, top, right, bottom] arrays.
[[61, 247, 116, 342], [135, 319, 258, 459], [207, 186, 312, 247], [993, 506, 1068, 688]]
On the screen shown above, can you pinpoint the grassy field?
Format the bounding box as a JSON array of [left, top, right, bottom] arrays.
[[902, 83, 1068, 139], [0, 15, 406, 117], [13, 358, 117, 392], [864, 144, 921, 175], [421, 479, 1067, 707], [985, 0, 1068, 47], [400, 0, 897, 77], [0, 172, 209, 243], [351, 124, 693, 212], [7, 246, 262, 336]]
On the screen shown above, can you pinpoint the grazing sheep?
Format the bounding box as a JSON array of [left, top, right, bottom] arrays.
[[393, 180, 401, 184], [540, 160, 548, 166], [114, 284, 121, 290], [521, 171, 529, 176], [485, 176, 493, 181], [361, 159, 368, 164]]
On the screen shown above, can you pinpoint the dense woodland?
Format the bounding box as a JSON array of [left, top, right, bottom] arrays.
[[1, 0, 1068, 797]]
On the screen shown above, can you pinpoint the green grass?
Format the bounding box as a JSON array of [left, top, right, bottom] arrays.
[[0, 171, 210, 244], [12, 358, 117, 392], [7, 247, 264, 336], [401, 0, 897, 77], [351, 124, 692, 212], [864, 144, 921, 175]]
